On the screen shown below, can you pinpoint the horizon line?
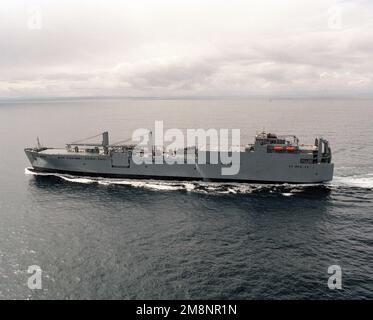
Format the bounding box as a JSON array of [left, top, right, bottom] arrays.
[[1, 94, 373, 103]]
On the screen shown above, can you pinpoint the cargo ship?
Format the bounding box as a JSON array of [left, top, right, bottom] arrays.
[[25, 131, 334, 184]]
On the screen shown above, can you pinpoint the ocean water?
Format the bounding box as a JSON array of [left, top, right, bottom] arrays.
[[0, 98, 372, 299]]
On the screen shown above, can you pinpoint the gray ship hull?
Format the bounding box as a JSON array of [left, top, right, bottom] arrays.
[[25, 148, 334, 184]]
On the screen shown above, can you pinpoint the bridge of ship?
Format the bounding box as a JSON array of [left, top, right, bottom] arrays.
[[252, 132, 332, 163]]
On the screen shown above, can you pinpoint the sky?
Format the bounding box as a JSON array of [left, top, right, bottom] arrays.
[[1, 0, 373, 98]]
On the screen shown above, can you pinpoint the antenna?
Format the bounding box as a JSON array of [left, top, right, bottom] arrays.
[[36, 137, 41, 149]]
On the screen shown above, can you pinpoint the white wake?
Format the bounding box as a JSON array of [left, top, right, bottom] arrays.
[[331, 174, 373, 189], [26, 167, 373, 193]]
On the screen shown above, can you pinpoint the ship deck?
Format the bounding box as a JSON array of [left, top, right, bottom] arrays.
[[38, 148, 104, 156]]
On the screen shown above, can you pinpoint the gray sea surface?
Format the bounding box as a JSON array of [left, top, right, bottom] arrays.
[[0, 98, 372, 299]]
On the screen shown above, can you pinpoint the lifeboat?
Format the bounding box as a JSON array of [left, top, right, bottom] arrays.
[[274, 146, 284, 152], [286, 146, 297, 152]]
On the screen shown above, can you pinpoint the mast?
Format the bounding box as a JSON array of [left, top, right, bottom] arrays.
[[102, 131, 109, 147], [102, 131, 109, 154]]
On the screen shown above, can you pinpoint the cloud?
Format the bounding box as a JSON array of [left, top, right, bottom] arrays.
[[1, 0, 373, 98]]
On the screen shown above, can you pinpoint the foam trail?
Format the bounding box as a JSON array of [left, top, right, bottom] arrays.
[[25, 167, 328, 194], [59, 176, 95, 184], [25, 167, 39, 175], [25, 167, 95, 184], [183, 183, 195, 192], [332, 174, 373, 189], [98, 179, 185, 191]]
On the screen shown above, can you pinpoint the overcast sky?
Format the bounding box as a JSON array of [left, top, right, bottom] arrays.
[[1, 0, 373, 98]]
